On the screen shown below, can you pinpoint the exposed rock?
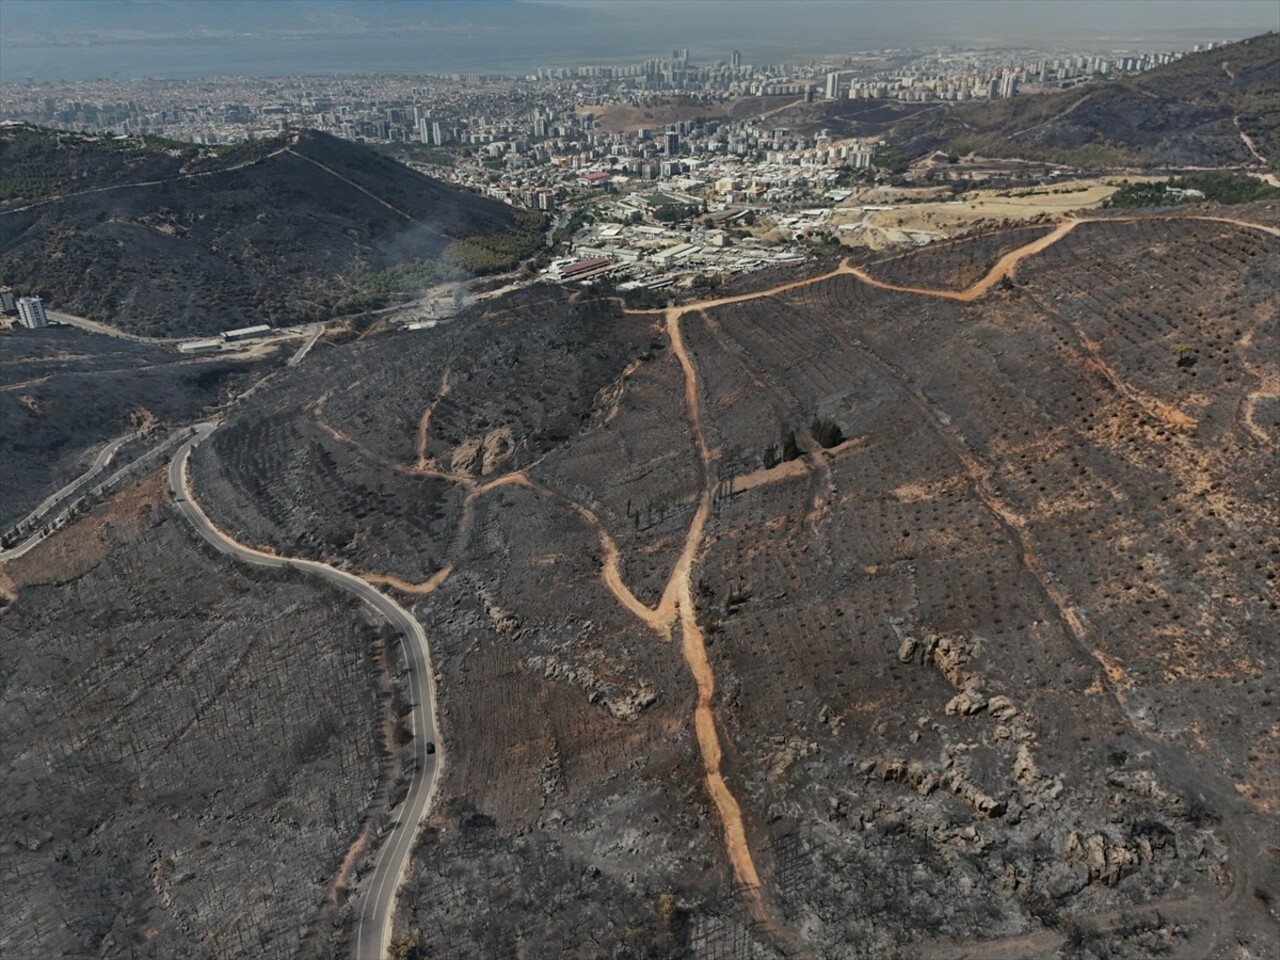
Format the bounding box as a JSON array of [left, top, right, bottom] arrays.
[[860, 755, 1000, 814], [479, 590, 520, 634], [927, 635, 970, 687], [1013, 744, 1038, 784], [1063, 830, 1140, 886], [524, 654, 655, 721], [987, 695, 1019, 721], [768, 736, 819, 780], [939, 769, 1006, 818], [897, 636, 921, 664], [605, 687, 658, 722], [945, 688, 988, 716]]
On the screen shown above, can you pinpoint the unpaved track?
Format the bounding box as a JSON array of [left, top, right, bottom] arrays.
[[0, 146, 291, 216], [165, 209, 1275, 957], [624, 211, 1275, 953], [365, 209, 1275, 955], [849, 213, 1280, 301], [285, 148, 430, 227], [412, 370, 451, 471], [850, 218, 1079, 299]]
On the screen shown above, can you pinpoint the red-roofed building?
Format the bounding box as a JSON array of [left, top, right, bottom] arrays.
[[559, 257, 612, 279]]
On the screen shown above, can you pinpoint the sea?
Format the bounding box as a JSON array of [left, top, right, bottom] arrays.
[[1, 32, 820, 85], [0, 20, 1255, 86]]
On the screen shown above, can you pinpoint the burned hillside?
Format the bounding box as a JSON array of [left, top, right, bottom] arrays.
[[183, 211, 1279, 957]]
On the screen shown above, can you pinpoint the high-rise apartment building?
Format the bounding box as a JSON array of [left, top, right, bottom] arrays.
[[17, 296, 48, 329]]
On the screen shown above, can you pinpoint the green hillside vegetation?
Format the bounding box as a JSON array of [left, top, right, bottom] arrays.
[[1102, 172, 1280, 208], [889, 32, 1279, 171], [0, 126, 543, 337]]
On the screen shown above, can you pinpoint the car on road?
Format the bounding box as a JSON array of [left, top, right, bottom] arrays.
[[425, 741, 436, 755]]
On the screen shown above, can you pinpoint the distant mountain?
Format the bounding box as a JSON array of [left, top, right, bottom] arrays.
[[889, 32, 1280, 171], [0, 127, 541, 337]]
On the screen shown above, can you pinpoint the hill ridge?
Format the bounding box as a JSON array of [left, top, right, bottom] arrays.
[[0, 125, 540, 337]]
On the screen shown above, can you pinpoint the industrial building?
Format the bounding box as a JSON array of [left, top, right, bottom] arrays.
[[221, 323, 272, 342], [554, 256, 615, 281], [178, 338, 224, 353]]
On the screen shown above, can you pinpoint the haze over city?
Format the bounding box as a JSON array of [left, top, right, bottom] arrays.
[[1, 0, 1277, 81]]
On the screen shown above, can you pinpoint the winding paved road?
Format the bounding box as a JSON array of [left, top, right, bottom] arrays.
[[168, 425, 442, 960], [1, 429, 138, 556]]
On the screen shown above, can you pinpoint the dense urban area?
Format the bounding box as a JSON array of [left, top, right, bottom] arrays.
[[3, 37, 1268, 335]]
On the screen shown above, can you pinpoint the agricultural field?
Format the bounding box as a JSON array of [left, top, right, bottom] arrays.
[[164, 209, 1280, 957], [0, 472, 400, 960]]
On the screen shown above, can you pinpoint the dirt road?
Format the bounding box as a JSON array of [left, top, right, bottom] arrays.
[[177, 208, 1276, 957], [0, 144, 291, 217]]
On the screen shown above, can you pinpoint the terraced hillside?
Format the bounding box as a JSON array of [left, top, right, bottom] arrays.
[[0, 126, 540, 337], [186, 210, 1279, 958]]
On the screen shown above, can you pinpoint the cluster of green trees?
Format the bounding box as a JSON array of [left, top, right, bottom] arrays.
[[1102, 172, 1280, 208], [0, 124, 293, 202], [340, 259, 464, 312], [652, 202, 702, 222], [1, 125, 174, 201], [340, 216, 544, 312], [445, 216, 544, 274], [180, 135, 286, 174], [943, 132, 1142, 169]]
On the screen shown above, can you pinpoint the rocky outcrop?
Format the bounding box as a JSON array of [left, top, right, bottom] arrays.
[[525, 654, 657, 721], [859, 755, 1006, 817]]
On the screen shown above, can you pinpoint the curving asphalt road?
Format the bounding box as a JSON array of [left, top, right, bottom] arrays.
[[1, 430, 138, 561], [168, 425, 442, 960]]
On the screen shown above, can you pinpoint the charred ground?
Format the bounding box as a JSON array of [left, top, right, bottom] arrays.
[[0, 127, 540, 337], [178, 209, 1279, 958], [0, 472, 404, 960], [0, 325, 263, 528], [889, 32, 1280, 171]]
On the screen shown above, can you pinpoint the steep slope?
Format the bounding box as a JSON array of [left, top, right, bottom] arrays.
[[891, 32, 1280, 170], [0, 127, 540, 337], [0, 473, 386, 960], [0, 325, 261, 528], [183, 212, 1278, 958]]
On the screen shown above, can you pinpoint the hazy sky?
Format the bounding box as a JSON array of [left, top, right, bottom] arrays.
[[1, 0, 1275, 82], [544, 1, 1280, 46]]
